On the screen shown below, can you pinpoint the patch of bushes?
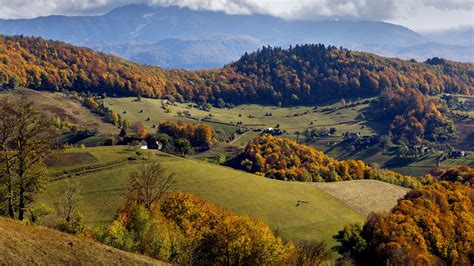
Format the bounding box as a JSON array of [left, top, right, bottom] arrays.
[[100, 192, 297, 264]]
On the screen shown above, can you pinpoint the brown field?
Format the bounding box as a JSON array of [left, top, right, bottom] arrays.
[[45, 152, 98, 168], [0, 218, 163, 265], [0, 88, 118, 134], [454, 119, 474, 151], [315, 180, 411, 216]]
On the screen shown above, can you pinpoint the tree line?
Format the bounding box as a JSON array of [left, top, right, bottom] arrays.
[[1, 36, 472, 143]]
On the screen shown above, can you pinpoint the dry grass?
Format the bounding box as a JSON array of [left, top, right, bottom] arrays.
[[315, 180, 410, 216], [1, 88, 118, 134], [44, 151, 98, 168], [0, 218, 164, 265]]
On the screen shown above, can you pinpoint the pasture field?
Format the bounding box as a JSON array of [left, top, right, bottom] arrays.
[[39, 146, 366, 248], [0, 218, 162, 265], [3, 89, 471, 177], [315, 180, 410, 216], [105, 96, 381, 139]]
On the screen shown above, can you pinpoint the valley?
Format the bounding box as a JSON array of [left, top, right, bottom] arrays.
[[103, 94, 472, 177], [0, 20, 472, 263]]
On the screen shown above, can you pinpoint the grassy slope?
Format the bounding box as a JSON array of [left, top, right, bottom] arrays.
[[39, 146, 364, 248], [0, 88, 118, 135], [0, 218, 163, 265], [315, 180, 410, 216]]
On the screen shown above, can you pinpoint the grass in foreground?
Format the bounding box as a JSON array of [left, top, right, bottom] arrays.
[[0, 218, 162, 265]]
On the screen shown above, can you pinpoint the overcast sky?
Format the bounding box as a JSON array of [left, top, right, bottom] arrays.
[[0, 0, 472, 31]]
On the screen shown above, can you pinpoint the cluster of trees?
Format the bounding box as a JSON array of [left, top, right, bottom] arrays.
[[336, 181, 473, 265], [156, 120, 215, 154], [82, 96, 123, 127], [303, 127, 337, 140], [376, 86, 456, 144], [239, 135, 421, 188], [427, 165, 473, 187], [0, 97, 56, 220], [100, 163, 333, 265], [1, 36, 472, 143]]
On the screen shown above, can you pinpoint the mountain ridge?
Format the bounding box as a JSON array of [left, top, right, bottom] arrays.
[[3, 4, 468, 69]]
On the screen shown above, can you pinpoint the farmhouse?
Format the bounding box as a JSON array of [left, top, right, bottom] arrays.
[[139, 140, 148, 150], [448, 150, 467, 159], [263, 127, 283, 136]]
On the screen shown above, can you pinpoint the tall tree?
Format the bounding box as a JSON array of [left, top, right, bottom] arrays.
[[0, 97, 55, 220], [0, 99, 17, 218]]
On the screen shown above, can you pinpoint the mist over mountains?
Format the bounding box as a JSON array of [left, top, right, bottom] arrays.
[[0, 4, 472, 69]]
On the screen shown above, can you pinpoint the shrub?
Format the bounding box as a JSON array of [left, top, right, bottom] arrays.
[[58, 212, 85, 235]]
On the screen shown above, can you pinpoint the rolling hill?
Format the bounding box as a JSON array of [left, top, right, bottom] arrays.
[[1, 36, 471, 105], [38, 146, 370, 248], [0, 88, 117, 135], [0, 218, 163, 264]]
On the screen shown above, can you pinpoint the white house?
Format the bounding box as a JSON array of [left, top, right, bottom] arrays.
[[139, 140, 148, 150]]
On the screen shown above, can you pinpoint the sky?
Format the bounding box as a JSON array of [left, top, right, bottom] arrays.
[[0, 0, 472, 31]]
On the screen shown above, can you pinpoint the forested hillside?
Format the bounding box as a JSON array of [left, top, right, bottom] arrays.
[[1, 36, 472, 102], [1, 36, 473, 143], [238, 135, 421, 188], [337, 181, 473, 264]]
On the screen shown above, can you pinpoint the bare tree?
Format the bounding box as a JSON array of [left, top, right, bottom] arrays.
[[127, 163, 175, 210], [56, 180, 81, 224]]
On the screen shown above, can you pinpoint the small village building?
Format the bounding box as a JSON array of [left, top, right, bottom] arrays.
[[139, 140, 148, 150]]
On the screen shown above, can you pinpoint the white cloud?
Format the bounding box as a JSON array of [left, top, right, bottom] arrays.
[[425, 0, 474, 10], [0, 0, 471, 31]]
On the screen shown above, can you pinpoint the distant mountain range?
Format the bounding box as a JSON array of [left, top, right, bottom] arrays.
[[424, 27, 474, 46], [0, 4, 472, 69]]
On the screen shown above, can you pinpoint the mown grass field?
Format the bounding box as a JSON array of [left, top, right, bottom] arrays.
[[0, 218, 162, 265], [39, 146, 365, 249], [315, 180, 410, 216]]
